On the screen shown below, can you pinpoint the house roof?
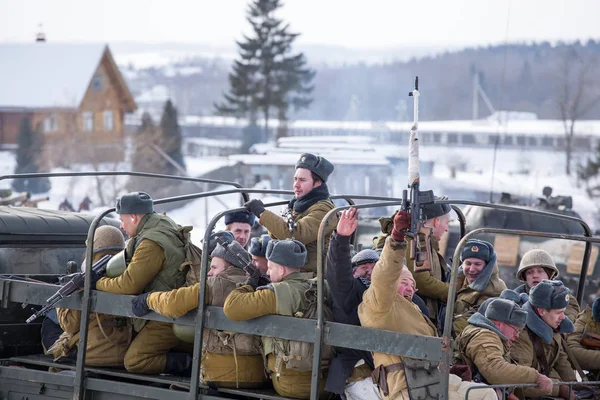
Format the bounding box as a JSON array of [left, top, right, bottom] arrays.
[[0, 43, 134, 110]]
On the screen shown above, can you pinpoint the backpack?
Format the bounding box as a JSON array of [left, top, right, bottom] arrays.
[[174, 225, 204, 286]]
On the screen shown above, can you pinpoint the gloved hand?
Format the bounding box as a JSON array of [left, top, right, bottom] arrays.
[[244, 264, 270, 289], [131, 292, 151, 317], [391, 210, 410, 242], [558, 385, 577, 400], [244, 199, 265, 218], [90, 269, 103, 290], [535, 372, 553, 393]]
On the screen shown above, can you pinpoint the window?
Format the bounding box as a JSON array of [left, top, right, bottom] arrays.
[[462, 134, 476, 144], [528, 137, 537, 146], [43, 113, 58, 132], [516, 136, 526, 146], [447, 133, 458, 144], [503, 135, 513, 145], [92, 73, 103, 92], [542, 136, 554, 146], [83, 112, 93, 132], [103, 111, 114, 132]]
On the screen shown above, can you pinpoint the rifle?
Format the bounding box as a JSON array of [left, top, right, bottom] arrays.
[[402, 77, 435, 266], [282, 208, 297, 235], [26, 254, 112, 323], [214, 237, 270, 284], [581, 331, 600, 348]]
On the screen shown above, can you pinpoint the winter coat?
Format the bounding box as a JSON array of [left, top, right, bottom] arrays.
[[453, 263, 507, 336], [259, 199, 338, 273], [515, 283, 580, 323], [510, 302, 576, 399], [53, 251, 132, 367], [405, 236, 450, 323], [146, 266, 264, 388], [324, 232, 374, 394], [358, 236, 438, 400], [457, 317, 540, 388], [566, 306, 600, 373]]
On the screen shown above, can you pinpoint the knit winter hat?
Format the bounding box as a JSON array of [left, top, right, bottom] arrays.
[[224, 210, 256, 227], [529, 280, 571, 310], [295, 153, 334, 182], [351, 249, 380, 268], [210, 240, 251, 270], [266, 239, 307, 269], [249, 234, 271, 258], [485, 298, 528, 328], [115, 192, 154, 215]]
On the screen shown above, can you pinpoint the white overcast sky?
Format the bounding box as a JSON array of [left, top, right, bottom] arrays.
[[0, 0, 599, 49]]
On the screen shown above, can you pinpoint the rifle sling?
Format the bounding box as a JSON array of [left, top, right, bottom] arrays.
[[527, 329, 550, 377], [561, 335, 588, 382]]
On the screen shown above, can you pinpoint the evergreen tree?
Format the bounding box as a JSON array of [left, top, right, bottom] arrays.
[[241, 121, 263, 153], [160, 100, 186, 174], [128, 112, 166, 192], [12, 115, 51, 194], [215, 0, 315, 142]]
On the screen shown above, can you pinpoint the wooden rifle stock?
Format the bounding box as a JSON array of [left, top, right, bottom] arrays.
[[581, 331, 600, 348]]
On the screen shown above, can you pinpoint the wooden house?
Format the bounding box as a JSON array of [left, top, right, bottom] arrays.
[[0, 42, 137, 165]]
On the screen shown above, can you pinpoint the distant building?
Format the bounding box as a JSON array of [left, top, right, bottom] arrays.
[[0, 42, 137, 165]]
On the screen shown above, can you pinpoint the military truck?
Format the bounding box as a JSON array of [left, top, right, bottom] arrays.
[[442, 187, 600, 304]]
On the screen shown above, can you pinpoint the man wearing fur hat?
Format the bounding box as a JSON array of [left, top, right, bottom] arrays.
[[374, 201, 452, 327], [47, 225, 132, 367], [243, 153, 338, 274], [224, 210, 255, 248], [567, 297, 600, 380], [510, 280, 577, 399], [248, 234, 271, 274], [93, 192, 188, 375], [515, 249, 580, 322], [224, 238, 332, 399], [131, 241, 265, 388], [456, 297, 554, 398], [358, 211, 496, 400], [453, 239, 507, 336]]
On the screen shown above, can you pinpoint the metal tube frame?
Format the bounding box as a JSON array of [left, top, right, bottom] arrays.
[[464, 380, 600, 400]]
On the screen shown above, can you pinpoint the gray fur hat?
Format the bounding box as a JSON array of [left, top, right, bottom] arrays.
[[529, 280, 571, 310], [115, 192, 154, 215], [249, 234, 271, 258], [210, 240, 251, 270], [351, 249, 380, 268], [421, 199, 452, 220], [266, 239, 307, 269], [460, 239, 494, 263], [499, 289, 529, 306], [295, 153, 334, 182], [485, 298, 528, 328]]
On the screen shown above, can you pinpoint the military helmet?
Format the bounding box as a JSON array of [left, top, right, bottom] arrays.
[[516, 249, 559, 281], [82, 225, 125, 272]]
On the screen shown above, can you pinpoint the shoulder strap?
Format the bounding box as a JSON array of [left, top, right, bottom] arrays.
[[527, 329, 550, 376], [561, 335, 588, 382]]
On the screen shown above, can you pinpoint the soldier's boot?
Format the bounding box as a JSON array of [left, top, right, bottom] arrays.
[[165, 352, 192, 376]]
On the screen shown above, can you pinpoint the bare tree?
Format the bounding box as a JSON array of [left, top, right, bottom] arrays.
[[556, 47, 600, 175]]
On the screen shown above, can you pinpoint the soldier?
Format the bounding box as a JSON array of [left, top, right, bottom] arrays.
[[510, 280, 577, 399], [567, 297, 600, 380], [224, 210, 255, 248], [224, 238, 331, 399], [456, 297, 554, 398], [374, 201, 452, 327], [248, 234, 271, 274], [48, 225, 132, 366], [515, 249, 580, 322], [91, 192, 188, 375], [453, 239, 507, 336], [131, 241, 265, 389], [243, 153, 338, 274], [358, 211, 495, 400]]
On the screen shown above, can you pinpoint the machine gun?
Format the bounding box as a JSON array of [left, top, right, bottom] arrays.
[[26, 254, 112, 323], [214, 236, 270, 285], [281, 208, 297, 234], [401, 77, 435, 267]]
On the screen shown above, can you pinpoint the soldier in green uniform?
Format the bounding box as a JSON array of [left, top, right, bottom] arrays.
[[92, 192, 188, 375], [243, 153, 339, 274], [567, 298, 600, 380], [224, 239, 331, 399]]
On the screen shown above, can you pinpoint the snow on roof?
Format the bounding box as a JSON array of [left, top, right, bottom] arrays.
[[186, 137, 241, 148], [229, 151, 390, 166], [0, 43, 108, 108]]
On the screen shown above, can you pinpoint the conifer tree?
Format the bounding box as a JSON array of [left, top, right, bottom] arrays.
[[215, 0, 315, 142], [13, 115, 51, 194], [160, 100, 186, 174], [128, 112, 166, 192]]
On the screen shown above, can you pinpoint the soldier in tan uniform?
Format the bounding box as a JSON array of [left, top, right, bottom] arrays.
[[131, 240, 265, 388], [515, 249, 580, 322], [567, 298, 600, 380], [92, 192, 188, 375], [457, 297, 554, 398], [243, 153, 338, 274], [248, 234, 271, 274], [510, 280, 577, 399], [453, 239, 507, 336], [358, 211, 495, 400], [224, 239, 331, 399], [48, 225, 132, 367]]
